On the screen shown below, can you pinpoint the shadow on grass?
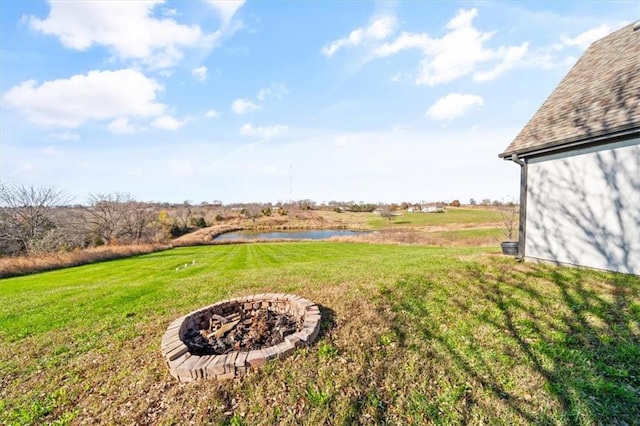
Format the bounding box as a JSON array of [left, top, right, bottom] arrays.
[[326, 302, 399, 424], [380, 261, 640, 424], [317, 304, 337, 341]]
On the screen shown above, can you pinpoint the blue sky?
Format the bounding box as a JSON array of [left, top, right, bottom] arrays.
[[1, 1, 637, 204]]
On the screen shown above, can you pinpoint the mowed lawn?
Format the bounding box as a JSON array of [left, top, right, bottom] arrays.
[[1, 243, 639, 425], [367, 207, 504, 229]]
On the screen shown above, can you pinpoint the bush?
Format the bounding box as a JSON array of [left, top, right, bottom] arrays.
[[450, 200, 461, 207], [191, 217, 207, 228], [170, 224, 191, 238], [347, 203, 376, 212]]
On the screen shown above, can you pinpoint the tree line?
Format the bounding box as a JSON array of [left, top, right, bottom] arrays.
[[1, 184, 514, 257], [0, 185, 211, 256]]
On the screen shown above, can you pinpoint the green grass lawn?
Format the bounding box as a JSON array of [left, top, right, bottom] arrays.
[[1, 243, 639, 425], [368, 207, 503, 229], [431, 227, 504, 241]]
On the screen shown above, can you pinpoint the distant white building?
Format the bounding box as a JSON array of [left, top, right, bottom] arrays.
[[407, 205, 445, 213]]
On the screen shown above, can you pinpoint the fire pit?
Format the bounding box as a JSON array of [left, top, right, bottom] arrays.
[[161, 293, 321, 382]]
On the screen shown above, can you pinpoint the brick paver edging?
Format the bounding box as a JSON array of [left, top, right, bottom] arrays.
[[161, 293, 321, 382]]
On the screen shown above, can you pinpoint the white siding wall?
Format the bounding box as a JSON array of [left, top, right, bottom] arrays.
[[525, 139, 640, 275]]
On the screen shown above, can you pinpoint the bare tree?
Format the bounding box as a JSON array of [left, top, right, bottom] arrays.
[[0, 185, 70, 255], [49, 206, 90, 249], [498, 200, 519, 242], [243, 203, 262, 224], [378, 205, 397, 225], [87, 192, 143, 245], [122, 201, 155, 244], [174, 204, 193, 229]]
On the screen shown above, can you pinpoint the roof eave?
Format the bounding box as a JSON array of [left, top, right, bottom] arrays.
[[499, 124, 640, 161]]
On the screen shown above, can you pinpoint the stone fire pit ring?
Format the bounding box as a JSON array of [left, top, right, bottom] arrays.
[[161, 293, 321, 382]]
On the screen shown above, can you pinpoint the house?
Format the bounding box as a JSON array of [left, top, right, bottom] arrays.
[[499, 22, 640, 275], [407, 204, 446, 213], [421, 206, 445, 213]]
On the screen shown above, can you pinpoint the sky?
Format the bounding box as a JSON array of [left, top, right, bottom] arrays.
[[1, 1, 638, 205]]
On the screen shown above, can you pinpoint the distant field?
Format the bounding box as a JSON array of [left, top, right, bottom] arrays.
[[1, 207, 506, 279], [1, 243, 638, 425], [168, 207, 507, 249], [315, 207, 503, 229], [367, 207, 503, 228]]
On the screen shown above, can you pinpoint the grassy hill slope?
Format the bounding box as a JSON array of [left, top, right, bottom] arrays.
[[1, 243, 638, 425]]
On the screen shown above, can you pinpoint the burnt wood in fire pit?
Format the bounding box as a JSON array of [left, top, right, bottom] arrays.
[[185, 307, 302, 355], [161, 293, 321, 382]]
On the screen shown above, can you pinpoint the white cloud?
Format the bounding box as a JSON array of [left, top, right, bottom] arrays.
[[49, 131, 80, 141], [240, 123, 288, 139], [368, 15, 398, 39], [473, 43, 529, 82], [3, 69, 165, 127], [28, 1, 216, 68], [426, 93, 483, 121], [162, 8, 178, 17], [157, 70, 174, 78], [227, 84, 288, 120], [107, 117, 140, 134], [374, 32, 430, 57], [390, 71, 413, 83], [231, 98, 261, 114], [369, 8, 530, 86], [207, 0, 245, 27], [192, 66, 208, 82], [151, 115, 185, 131], [204, 109, 220, 119], [257, 83, 288, 101], [561, 24, 611, 49], [256, 89, 269, 102], [322, 15, 397, 57]]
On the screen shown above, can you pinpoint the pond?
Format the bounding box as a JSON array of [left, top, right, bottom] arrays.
[[214, 229, 369, 242]]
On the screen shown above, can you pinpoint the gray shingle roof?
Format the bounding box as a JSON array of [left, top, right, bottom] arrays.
[[500, 22, 640, 158]]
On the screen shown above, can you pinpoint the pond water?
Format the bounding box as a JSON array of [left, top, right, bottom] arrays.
[[214, 229, 369, 242]]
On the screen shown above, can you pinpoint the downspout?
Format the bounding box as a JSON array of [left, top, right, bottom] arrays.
[[511, 154, 527, 261]]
